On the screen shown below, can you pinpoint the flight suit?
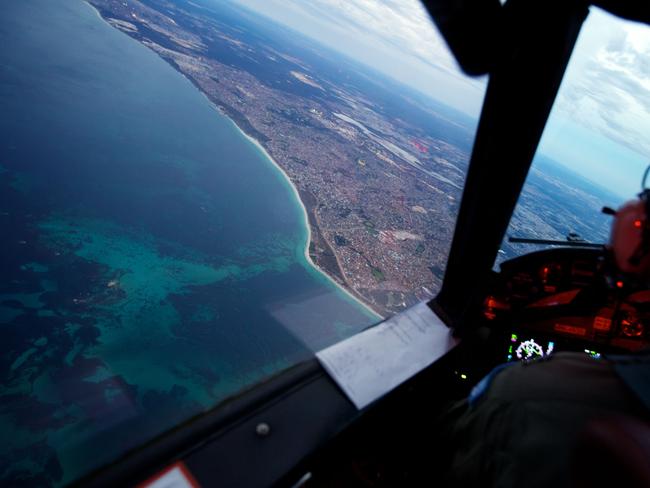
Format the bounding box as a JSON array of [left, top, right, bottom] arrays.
[[444, 351, 649, 488]]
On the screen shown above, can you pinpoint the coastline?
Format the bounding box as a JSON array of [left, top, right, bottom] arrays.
[[84, 0, 103, 20], [237, 128, 384, 321], [84, 0, 383, 321]]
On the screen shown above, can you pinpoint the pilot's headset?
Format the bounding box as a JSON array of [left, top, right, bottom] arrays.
[[609, 166, 650, 277]]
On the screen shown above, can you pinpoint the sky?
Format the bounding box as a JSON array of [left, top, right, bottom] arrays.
[[235, 0, 486, 115], [234, 0, 650, 199], [544, 9, 650, 198]]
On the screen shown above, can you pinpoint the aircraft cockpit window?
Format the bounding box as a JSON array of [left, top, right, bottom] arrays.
[[501, 8, 650, 263], [495, 8, 650, 362], [0, 0, 483, 485]]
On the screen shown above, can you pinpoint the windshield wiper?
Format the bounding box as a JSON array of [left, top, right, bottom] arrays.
[[508, 235, 604, 248]]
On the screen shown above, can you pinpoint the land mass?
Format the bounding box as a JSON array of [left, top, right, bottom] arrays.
[[86, 0, 614, 316], [86, 0, 475, 316]]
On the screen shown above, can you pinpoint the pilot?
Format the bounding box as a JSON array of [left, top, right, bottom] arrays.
[[443, 195, 650, 488]]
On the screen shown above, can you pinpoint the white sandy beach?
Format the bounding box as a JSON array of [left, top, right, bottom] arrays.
[[238, 129, 383, 321], [87, 0, 383, 321]]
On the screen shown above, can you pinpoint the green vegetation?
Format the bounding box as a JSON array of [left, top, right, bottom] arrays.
[[371, 266, 385, 282], [364, 220, 379, 237], [334, 234, 348, 246]]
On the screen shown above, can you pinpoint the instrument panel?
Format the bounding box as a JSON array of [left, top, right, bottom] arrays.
[[486, 247, 650, 360]]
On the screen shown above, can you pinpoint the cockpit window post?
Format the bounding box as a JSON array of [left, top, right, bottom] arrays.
[[429, 0, 589, 333]]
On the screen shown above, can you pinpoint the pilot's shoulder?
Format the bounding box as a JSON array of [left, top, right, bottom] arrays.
[[487, 353, 622, 405]]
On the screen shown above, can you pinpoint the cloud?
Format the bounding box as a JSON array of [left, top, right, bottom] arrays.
[[258, 0, 460, 73], [320, 0, 455, 66], [235, 0, 650, 145], [234, 0, 486, 114], [555, 10, 650, 158]]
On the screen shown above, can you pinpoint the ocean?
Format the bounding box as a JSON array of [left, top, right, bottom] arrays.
[[0, 0, 377, 484]]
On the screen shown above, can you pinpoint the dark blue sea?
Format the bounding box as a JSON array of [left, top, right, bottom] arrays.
[[0, 0, 377, 484]]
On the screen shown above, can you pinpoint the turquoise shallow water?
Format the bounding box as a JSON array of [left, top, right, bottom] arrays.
[[0, 0, 377, 484]]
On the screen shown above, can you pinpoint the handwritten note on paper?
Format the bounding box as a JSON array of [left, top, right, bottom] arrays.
[[316, 301, 459, 410]]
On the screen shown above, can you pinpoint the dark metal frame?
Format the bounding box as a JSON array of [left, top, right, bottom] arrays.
[[428, 0, 589, 332], [76, 360, 359, 487]]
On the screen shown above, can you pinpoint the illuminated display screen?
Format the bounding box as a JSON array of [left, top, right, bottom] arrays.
[[506, 333, 601, 362], [507, 333, 554, 361]]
